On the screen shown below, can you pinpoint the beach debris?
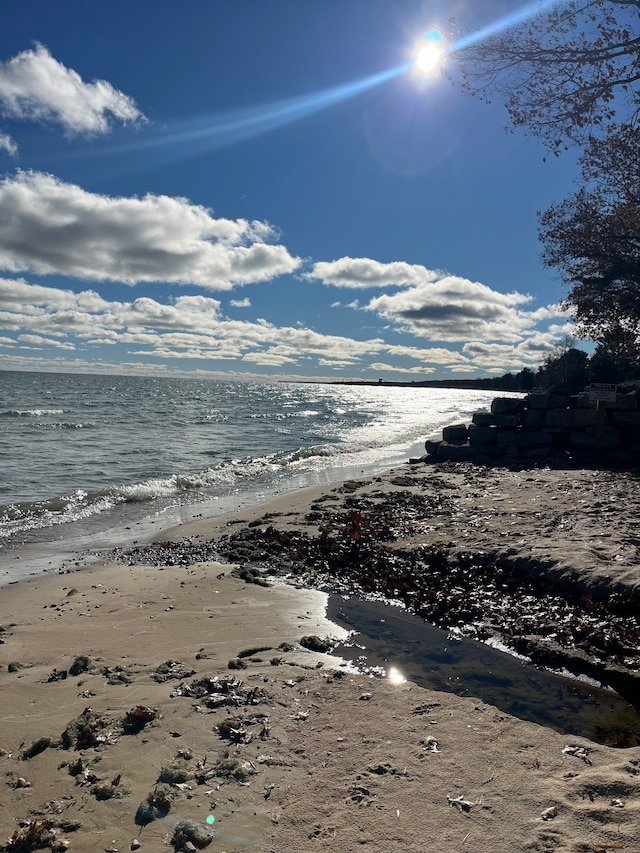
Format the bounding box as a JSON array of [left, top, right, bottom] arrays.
[[1, 817, 78, 852], [231, 565, 270, 587], [299, 635, 334, 653], [158, 760, 192, 785], [39, 801, 77, 817], [90, 776, 127, 801], [130, 841, 141, 851], [68, 655, 92, 676], [447, 795, 474, 813], [21, 737, 53, 761], [123, 705, 157, 734], [60, 708, 118, 750], [171, 819, 214, 849], [237, 645, 273, 659], [541, 806, 557, 821], [172, 675, 271, 710], [101, 664, 133, 685], [216, 720, 252, 744], [610, 798, 625, 808], [420, 735, 440, 754], [210, 751, 257, 783], [359, 692, 372, 701], [412, 702, 441, 716], [135, 784, 176, 826], [255, 755, 293, 768], [13, 778, 31, 789], [7, 662, 24, 673], [562, 744, 593, 764], [46, 668, 68, 682], [151, 660, 196, 682]]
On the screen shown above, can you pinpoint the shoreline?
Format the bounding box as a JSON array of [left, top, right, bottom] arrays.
[[2, 458, 640, 851], [115, 458, 640, 704]]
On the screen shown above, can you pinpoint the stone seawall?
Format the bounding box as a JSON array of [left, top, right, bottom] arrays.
[[422, 389, 640, 464]]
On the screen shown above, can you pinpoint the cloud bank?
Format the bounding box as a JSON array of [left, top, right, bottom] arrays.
[[0, 274, 567, 377], [309, 256, 565, 347], [0, 171, 301, 288]]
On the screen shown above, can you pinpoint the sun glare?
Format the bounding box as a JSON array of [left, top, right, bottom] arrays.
[[414, 30, 444, 75]]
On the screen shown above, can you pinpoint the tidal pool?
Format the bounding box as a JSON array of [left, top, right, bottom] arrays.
[[328, 594, 640, 748]]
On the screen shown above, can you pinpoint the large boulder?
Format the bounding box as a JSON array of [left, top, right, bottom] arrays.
[[491, 397, 526, 416], [441, 423, 469, 445]]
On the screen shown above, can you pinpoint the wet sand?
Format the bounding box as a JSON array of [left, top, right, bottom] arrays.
[[1, 460, 639, 852]]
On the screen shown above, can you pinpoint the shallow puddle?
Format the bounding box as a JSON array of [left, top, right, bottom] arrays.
[[327, 594, 640, 748]]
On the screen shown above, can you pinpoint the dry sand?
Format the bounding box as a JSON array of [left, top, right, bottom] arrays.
[[1, 460, 639, 852]]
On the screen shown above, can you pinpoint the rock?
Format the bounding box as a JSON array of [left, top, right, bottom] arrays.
[[425, 389, 640, 464], [131, 840, 141, 851], [526, 393, 571, 410], [472, 412, 521, 427], [468, 424, 497, 445], [497, 430, 553, 450], [491, 397, 525, 415], [441, 423, 468, 445], [15, 777, 31, 788]]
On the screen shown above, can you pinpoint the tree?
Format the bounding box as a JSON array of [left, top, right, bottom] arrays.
[[538, 123, 640, 354], [537, 339, 589, 388], [453, 1, 640, 154], [453, 2, 640, 369], [589, 339, 640, 379]]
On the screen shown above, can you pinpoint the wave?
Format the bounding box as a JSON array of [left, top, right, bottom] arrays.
[[0, 432, 385, 541], [0, 408, 64, 417], [37, 421, 92, 430]]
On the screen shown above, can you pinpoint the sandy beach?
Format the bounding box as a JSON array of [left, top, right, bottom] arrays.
[[1, 459, 639, 852]]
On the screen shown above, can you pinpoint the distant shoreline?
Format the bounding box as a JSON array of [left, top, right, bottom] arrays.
[[301, 377, 527, 391]]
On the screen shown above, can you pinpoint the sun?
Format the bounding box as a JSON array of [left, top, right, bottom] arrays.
[[414, 30, 445, 75]]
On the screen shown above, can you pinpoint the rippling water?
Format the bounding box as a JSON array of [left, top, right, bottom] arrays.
[[1, 370, 505, 580]]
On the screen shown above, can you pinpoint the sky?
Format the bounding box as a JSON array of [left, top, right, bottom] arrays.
[[0, 0, 582, 382]]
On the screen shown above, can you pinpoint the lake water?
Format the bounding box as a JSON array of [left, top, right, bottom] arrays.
[[1, 370, 501, 582]]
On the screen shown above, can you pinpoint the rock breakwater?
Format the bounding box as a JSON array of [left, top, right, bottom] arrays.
[[423, 388, 640, 464]]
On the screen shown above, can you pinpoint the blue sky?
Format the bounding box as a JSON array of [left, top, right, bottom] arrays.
[[0, 0, 580, 381]]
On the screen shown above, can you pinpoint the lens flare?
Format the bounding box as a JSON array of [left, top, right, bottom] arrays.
[[415, 30, 445, 75], [72, 0, 562, 170], [387, 666, 406, 685]]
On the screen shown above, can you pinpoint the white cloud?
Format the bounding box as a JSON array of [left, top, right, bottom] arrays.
[[314, 256, 566, 352], [18, 333, 75, 349], [0, 171, 301, 288], [0, 132, 17, 155], [383, 343, 469, 365], [0, 278, 387, 367], [0, 274, 570, 377], [0, 43, 143, 134], [365, 275, 543, 342], [307, 257, 437, 289], [230, 298, 251, 308], [369, 363, 436, 375]]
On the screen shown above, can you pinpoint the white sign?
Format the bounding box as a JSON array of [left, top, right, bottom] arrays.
[[589, 383, 617, 402]]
